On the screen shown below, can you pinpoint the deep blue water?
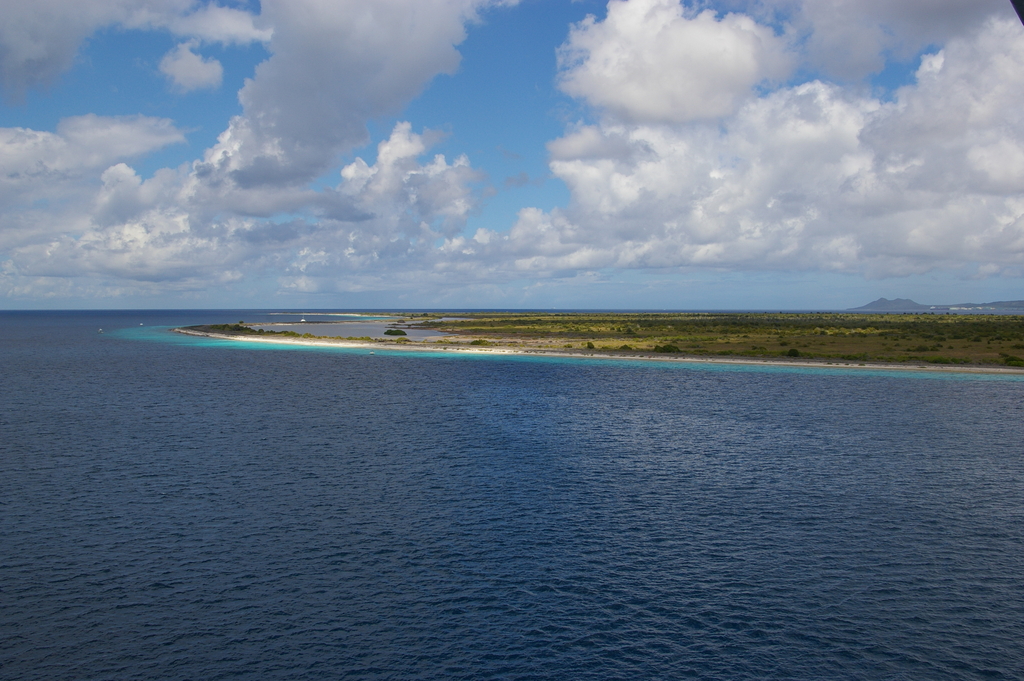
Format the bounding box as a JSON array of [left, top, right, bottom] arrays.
[[2, 310, 1023, 680]]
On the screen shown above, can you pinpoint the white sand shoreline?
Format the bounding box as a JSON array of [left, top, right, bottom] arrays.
[[172, 328, 1024, 376]]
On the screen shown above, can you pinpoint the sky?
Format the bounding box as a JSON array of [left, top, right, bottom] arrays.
[[2, 0, 1024, 310]]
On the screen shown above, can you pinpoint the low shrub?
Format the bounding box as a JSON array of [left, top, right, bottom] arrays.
[[211, 323, 257, 334]]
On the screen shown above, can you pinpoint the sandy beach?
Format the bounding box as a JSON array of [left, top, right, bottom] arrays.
[[173, 327, 1024, 376]]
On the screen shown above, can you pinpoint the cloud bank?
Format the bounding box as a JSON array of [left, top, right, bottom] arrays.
[[504, 11, 1024, 280], [1, 0, 1023, 303]]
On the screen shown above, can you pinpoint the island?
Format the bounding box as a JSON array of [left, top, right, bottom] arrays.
[[174, 311, 1024, 373], [850, 298, 1024, 312]]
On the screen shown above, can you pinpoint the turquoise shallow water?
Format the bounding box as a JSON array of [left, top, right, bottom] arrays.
[[3, 310, 1024, 680], [125, 321, 1024, 383]]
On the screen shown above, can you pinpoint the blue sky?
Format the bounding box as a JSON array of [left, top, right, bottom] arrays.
[[2, 0, 1023, 309]]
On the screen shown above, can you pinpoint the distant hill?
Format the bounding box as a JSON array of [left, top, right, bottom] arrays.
[[850, 297, 1024, 312], [850, 298, 929, 311]]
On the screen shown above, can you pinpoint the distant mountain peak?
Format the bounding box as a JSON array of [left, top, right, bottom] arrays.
[[849, 298, 929, 311], [849, 298, 1024, 312]]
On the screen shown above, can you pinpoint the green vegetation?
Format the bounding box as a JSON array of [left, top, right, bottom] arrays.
[[201, 323, 320, 339], [209, 323, 260, 334], [415, 311, 1024, 368], [186, 312, 1024, 369]]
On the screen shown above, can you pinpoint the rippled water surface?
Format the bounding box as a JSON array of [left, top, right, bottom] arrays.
[[3, 310, 1023, 680]]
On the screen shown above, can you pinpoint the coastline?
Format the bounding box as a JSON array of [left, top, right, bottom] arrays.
[[172, 327, 1024, 376]]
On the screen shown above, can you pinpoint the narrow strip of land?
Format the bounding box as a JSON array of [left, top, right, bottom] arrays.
[[174, 310, 1024, 375]]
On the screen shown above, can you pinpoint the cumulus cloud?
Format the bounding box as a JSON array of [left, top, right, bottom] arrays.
[[159, 40, 223, 91], [165, 3, 272, 44], [506, 14, 1024, 279], [0, 1, 266, 101], [0, 115, 187, 294], [194, 0, 497, 190], [1, 1, 512, 299], [558, 0, 791, 123], [4, 0, 1024, 303], [340, 122, 481, 235], [0, 114, 184, 221], [0, 120, 486, 297], [792, 0, 1012, 80]]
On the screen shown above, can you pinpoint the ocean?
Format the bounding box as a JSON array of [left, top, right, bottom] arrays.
[[2, 310, 1023, 680]]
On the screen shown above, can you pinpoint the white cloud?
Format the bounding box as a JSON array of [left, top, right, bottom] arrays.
[[792, 0, 1012, 80], [160, 40, 223, 91], [4, 1, 508, 299], [0, 114, 184, 205], [0, 0, 263, 100], [0, 115, 186, 269], [339, 121, 482, 236], [7, 207, 255, 292], [195, 0, 501, 190], [5, 0, 1024, 303], [558, 0, 791, 123], [163, 4, 272, 44], [0, 120, 486, 297], [506, 14, 1024, 279]]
